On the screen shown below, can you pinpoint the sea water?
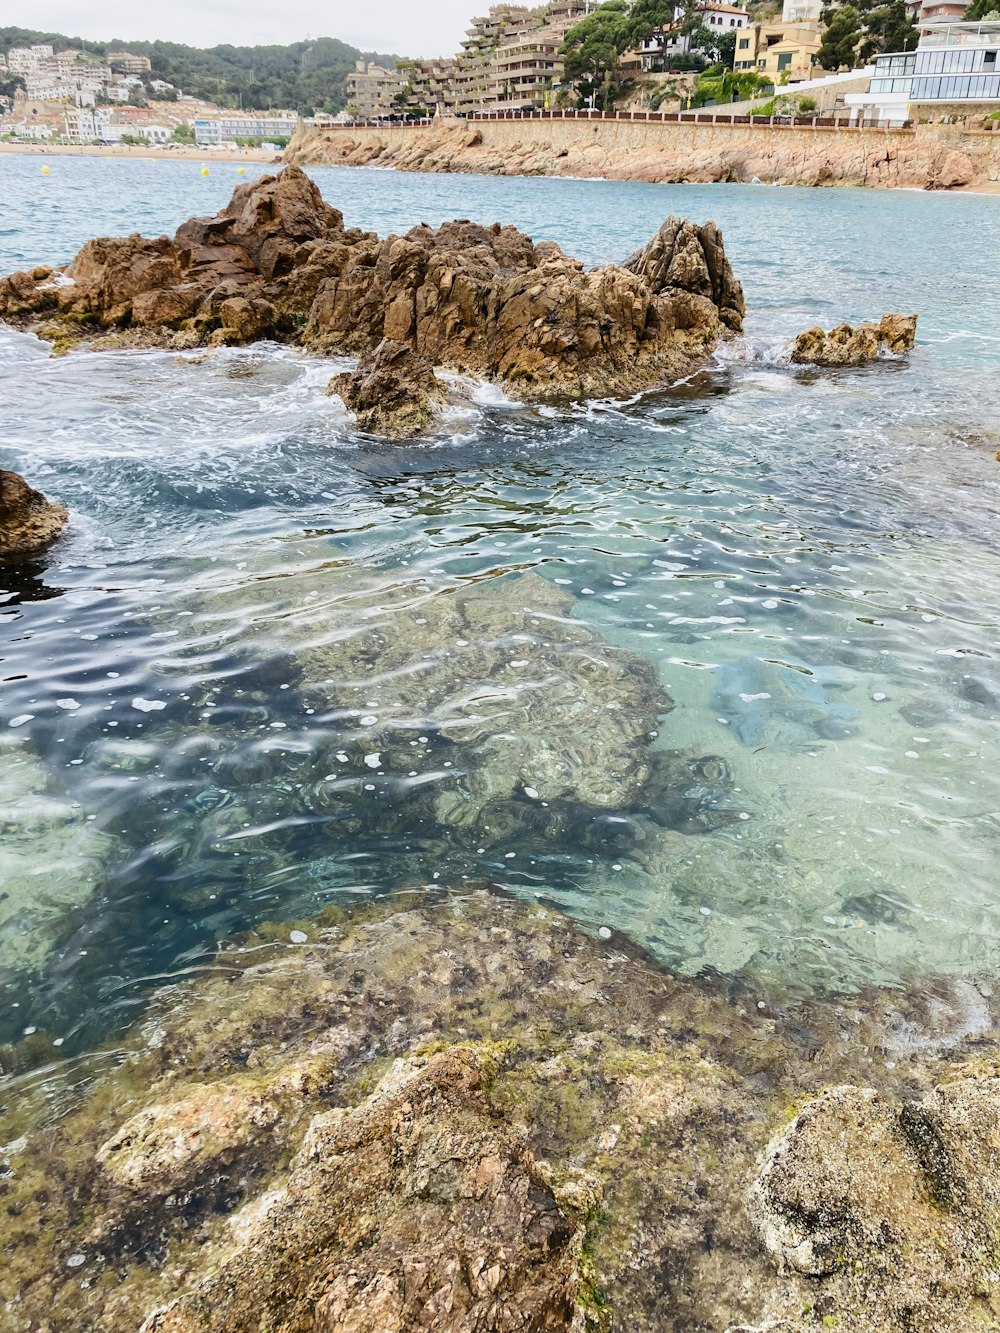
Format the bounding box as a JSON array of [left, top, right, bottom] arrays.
[[1, 154, 999, 1055]]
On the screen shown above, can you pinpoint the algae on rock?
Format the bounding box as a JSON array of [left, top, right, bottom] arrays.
[[3, 888, 1000, 1333]]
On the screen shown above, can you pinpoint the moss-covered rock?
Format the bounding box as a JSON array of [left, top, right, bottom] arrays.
[[2, 889, 1000, 1332]]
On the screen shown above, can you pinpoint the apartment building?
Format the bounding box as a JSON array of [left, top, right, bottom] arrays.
[[638, 2, 749, 70], [846, 18, 1000, 119], [345, 60, 408, 118], [397, 59, 461, 114]]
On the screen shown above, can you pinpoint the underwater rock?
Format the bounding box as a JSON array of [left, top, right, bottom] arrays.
[[791, 314, 917, 367], [712, 656, 856, 747], [328, 337, 446, 438], [190, 568, 673, 829], [0, 738, 110, 977], [0, 166, 744, 400], [0, 469, 68, 559], [5, 889, 1000, 1332]]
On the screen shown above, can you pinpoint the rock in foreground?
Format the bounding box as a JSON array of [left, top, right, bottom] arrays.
[[791, 313, 917, 366], [0, 166, 744, 401], [328, 337, 446, 437], [4, 889, 1000, 1332], [0, 469, 68, 559]]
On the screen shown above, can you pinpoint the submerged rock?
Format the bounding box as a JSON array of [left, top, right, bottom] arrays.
[[0, 738, 110, 978], [185, 568, 673, 831], [0, 166, 744, 400], [4, 888, 1000, 1332], [0, 469, 68, 559], [328, 337, 447, 437], [791, 313, 917, 367], [712, 656, 856, 747]]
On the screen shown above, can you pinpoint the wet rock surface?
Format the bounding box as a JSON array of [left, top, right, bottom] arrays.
[[0, 166, 744, 400], [3, 888, 1000, 1332], [0, 469, 68, 558], [791, 313, 917, 367], [328, 337, 447, 437]]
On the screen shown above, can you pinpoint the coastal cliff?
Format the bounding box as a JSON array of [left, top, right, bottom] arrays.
[[285, 117, 997, 191]]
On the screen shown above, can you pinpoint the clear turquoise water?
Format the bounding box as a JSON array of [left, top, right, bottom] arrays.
[[2, 154, 1000, 1053]]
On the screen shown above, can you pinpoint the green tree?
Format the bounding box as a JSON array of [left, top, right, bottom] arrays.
[[816, 5, 862, 68], [171, 121, 194, 142], [859, 0, 919, 57], [560, 1, 630, 107], [964, 0, 1000, 18]]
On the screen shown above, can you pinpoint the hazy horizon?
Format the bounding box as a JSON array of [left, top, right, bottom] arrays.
[[6, 0, 477, 60]]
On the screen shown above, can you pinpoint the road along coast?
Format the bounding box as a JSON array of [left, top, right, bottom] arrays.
[[285, 113, 1000, 191]]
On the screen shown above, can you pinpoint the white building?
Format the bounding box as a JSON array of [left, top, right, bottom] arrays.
[[194, 113, 298, 145], [782, 0, 823, 19], [845, 19, 1000, 122], [638, 2, 748, 69]]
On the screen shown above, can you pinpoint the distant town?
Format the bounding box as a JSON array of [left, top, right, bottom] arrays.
[[1, 0, 997, 149]]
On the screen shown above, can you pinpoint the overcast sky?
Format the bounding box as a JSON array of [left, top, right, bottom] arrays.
[[23, 1, 476, 59]]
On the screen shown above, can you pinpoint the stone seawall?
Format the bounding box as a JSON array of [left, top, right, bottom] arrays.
[[286, 115, 1000, 191]]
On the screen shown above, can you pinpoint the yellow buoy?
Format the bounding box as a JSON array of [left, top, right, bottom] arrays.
[[236, 166, 246, 175], [200, 166, 209, 176], [41, 165, 51, 175]]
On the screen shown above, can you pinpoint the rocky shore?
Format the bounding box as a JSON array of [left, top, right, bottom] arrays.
[[0, 165, 744, 406], [4, 886, 1000, 1333], [285, 119, 992, 192]]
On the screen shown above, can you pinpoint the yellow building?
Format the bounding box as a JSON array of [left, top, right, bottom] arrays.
[[734, 18, 824, 81]]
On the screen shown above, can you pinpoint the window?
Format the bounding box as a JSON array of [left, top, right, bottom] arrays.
[[738, 36, 750, 47], [777, 52, 793, 70]]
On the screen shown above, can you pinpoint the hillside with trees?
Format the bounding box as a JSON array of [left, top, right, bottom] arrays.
[[0, 27, 399, 114]]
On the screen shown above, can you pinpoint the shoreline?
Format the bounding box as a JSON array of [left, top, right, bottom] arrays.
[[0, 142, 281, 164]]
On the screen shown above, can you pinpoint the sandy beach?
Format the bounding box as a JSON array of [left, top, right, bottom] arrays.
[[0, 141, 281, 164]]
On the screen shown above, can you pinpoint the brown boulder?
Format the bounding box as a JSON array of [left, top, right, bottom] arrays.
[[0, 469, 68, 558], [328, 338, 446, 438], [791, 313, 917, 366]]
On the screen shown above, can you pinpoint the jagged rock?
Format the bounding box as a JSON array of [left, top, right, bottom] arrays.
[[791, 313, 917, 366], [0, 469, 68, 558], [0, 166, 744, 400], [329, 337, 446, 437]]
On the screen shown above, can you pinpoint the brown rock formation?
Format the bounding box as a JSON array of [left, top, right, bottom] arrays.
[[0, 469, 68, 558], [791, 313, 917, 366], [0, 166, 744, 401], [747, 1076, 1000, 1330], [328, 338, 447, 437]]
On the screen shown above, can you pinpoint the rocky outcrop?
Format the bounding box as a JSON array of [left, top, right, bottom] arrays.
[[328, 337, 447, 437], [0, 469, 68, 558], [0, 166, 744, 401], [285, 120, 992, 192], [791, 313, 917, 366], [5, 888, 1000, 1332]]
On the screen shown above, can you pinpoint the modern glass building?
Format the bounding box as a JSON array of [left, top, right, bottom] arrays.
[[846, 20, 1000, 121]]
